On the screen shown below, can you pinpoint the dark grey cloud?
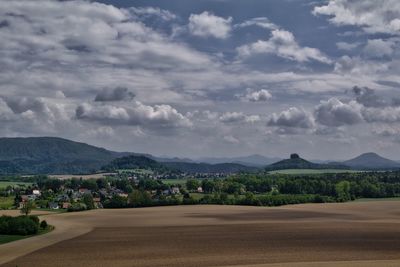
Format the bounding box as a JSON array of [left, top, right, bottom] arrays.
[[352, 86, 387, 108], [95, 87, 135, 102]]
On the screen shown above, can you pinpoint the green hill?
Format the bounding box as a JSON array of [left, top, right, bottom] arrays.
[[0, 137, 125, 174], [101, 155, 171, 173], [266, 154, 348, 171], [163, 162, 258, 174], [343, 152, 400, 170]]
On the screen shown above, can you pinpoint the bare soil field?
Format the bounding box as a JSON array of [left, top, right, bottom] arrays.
[[1, 201, 400, 267]]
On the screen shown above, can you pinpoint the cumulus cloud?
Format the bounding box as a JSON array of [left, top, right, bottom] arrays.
[[95, 87, 135, 102], [75, 101, 192, 129], [313, 0, 400, 35], [267, 107, 314, 129], [362, 107, 400, 123], [237, 29, 332, 64], [314, 98, 363, 126], [244, 89, 272, 102], [0, 96, 72, 135], [188, 11, 232, 39]]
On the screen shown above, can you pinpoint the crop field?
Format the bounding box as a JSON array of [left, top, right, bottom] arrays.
[[118, 169, 153, 175], [160, 178, 189, 185], [268, 169, 361, 175], [1, 200, 400, 267], [0, 197, 14, 209], [48, 173, 115, 180], [0, 182, 32, 189]]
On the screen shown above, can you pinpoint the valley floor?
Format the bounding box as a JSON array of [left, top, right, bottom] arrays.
[[1, 201, 400, 267]]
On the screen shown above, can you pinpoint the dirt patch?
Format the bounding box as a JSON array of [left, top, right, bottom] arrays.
[[4, 222, 400, 267]]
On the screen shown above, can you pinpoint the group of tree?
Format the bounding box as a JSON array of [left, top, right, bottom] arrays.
[[0, 203, 49, 236]]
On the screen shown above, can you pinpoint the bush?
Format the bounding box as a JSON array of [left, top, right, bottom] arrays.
[[28, 215, 40, 225], [67, 203, 87, 212], [40, 220, 48, 229], [0, 215, 39, 235]]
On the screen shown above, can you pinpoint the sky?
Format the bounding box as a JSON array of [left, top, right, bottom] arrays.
[[1, 0, 400, 160]]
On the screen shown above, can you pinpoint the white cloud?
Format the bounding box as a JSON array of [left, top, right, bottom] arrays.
[[336, 41, 360, 51], [268, 107, 315, 129], [363, 39, 394, 58], [314, 98, 363, 126], [244, 89, 272, 102], [188, 11, 232, 39], [219, 112, 260, 123], [237, 29, 332, 64], [76, 101, 192, 129], [223, 135, 240, 144], [235, 17, 278, 30], [313, 0, 400, 35], [129, 6, 176, 21], [362, 107, 400, 123]]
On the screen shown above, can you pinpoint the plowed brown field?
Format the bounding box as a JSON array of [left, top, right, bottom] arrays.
[[1, 201, 400, 267]]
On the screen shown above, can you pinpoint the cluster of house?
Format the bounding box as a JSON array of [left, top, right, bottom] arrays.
[[18, 183, 183, 210], [19, 188, 103, 210]]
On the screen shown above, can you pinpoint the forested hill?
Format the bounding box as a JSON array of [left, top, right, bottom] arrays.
[[101, 155, 171, 173], [0, 137, 258, 175], [0, 137, 125, 174], [163, 162, 258, 174], [343, 152, 400, 169], [265, 154, 348, 171]]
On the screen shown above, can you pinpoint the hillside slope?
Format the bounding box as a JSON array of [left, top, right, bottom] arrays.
[[0, 137, 124, 174], [163, 162, 258, 174], [343, 152, 400, 169], [266, 154, 348, 171]]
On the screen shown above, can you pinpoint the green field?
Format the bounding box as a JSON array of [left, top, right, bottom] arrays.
[[0, 234, 28, 244], [267, 169, 360, 175], [161, 179, 189, 186], [0, 196, 14, 209], [118, 169, 154, 175], [0, 227, 54, 245], [0, 181, 33, 189]]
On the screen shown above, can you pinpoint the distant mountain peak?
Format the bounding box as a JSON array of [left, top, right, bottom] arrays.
[[343, 152, 400, 169]]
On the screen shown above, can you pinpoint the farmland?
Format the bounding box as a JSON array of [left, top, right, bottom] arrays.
[[1, 201, 400, 266], [0, 197, 13, 209], [0, 182, 32, 189]]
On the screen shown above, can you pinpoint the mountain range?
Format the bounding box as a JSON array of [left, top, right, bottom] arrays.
[[0, 137, 398, 174]]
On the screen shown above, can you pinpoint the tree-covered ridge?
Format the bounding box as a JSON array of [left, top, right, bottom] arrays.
[[101, 155, 171, 173], [0, 137, 126, 174], [266, 154, 348, 171], [162, 162, 258, 174]]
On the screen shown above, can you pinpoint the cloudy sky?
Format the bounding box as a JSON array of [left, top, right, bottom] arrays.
[[1, 0, 400, 160]]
